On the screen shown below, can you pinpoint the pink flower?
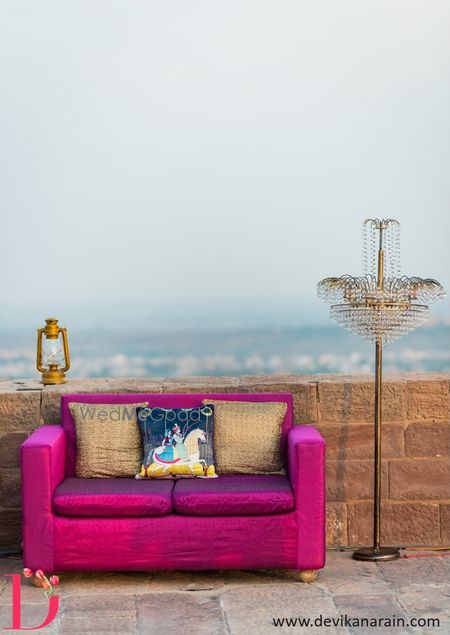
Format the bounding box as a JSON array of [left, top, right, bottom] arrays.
[[23, 568, 33, 577], [49, 575, 59, 586], [35, 569, 45, 580]]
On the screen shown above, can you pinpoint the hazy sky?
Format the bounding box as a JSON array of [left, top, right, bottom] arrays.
[[1, 1, 449, 328]]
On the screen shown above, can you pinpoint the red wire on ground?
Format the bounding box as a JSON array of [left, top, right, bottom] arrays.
[[400, 552, 450, 559]]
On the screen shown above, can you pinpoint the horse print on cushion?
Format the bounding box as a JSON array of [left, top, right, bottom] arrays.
[[135, 405, 217, 478]]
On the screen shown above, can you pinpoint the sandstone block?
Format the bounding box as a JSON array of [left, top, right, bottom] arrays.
[[406, 379, 450, 421], [389, 459, 450, 500], [378, 550, 450, 590], [0, 391, 41, 432], [405, 422, 450, 458], [441, 504, 450, 543], [0, 379, 25, 393], [41, 390, 64, 424], [334, 593, 408, 624], [221, 586, 333, 635], [137, 593, 226, 635], [102, 378, 164, 393], [0, 432, 28, 468], [396, 586, 450, 625], [318, 378, 406, 423], [59, 616, 134, 633], [316, 551, 390, 596], [240, 375, 318, 423], [0, 508, 22, 549], [347, 501, 440, 545], [162, 376, 240, 395], [0, 467, 21, 508], [326, 502, 348, 546], [326, 460, 388, 501], [62, 594, 136, 617], [317, 423, 404, 460]]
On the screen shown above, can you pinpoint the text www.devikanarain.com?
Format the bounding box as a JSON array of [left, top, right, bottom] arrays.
[[272, 615, 440, 629]]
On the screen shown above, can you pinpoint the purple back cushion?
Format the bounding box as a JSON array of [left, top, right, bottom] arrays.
[[61, 393, 293, 476]]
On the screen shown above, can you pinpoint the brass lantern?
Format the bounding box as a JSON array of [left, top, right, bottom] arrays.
[[36, 318, 71, 385]]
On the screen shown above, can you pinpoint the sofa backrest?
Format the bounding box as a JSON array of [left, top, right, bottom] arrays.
[[60, 392, 294, 476]]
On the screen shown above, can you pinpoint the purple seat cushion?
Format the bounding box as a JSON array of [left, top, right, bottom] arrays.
[[173, 475, 294, 516], [53, 478, 174, 517]]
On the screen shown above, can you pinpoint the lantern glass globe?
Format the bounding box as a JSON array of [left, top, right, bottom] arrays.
[[41, 336, 65, 368]]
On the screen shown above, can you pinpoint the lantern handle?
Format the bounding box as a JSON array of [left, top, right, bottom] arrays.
[[36, 328, 46, 373], [59, 327, 71, 373]]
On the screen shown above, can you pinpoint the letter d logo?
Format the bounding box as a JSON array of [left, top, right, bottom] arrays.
[[3, 574, 59, 630]]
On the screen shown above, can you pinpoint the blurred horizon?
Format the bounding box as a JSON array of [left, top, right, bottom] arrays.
[[1, 321, 449, 380]]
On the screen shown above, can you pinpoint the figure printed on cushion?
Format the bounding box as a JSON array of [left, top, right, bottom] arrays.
[[162, 428, 173, 448], [159, 425, 184, 462], [171, 423, 188, 460], [151, 426, 205, 465]]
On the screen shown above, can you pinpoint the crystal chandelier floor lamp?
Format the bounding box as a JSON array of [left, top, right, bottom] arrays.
[[318, 219, 445, 562]]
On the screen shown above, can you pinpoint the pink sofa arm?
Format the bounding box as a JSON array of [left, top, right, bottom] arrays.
[[287, 425, 326, 570], [21, 425, 66, 570]]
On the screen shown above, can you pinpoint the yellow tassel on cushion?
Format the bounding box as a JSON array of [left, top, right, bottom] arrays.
[[170, 463, 205, 477], [136, 462, 216, 479]]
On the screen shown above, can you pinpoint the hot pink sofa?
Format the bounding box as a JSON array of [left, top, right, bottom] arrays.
[[21, 393, 326, 579]]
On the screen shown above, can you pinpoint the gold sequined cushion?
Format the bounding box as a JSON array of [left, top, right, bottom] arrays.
[[202, 400, 287, 475], [69, 402, 148, 478]]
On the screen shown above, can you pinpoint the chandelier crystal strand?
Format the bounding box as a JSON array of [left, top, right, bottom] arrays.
[[384, 221, 400, 278], [363, 220, 377, 276]]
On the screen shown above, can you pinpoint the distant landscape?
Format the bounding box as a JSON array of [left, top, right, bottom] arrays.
[[1, 323, 449, 380]]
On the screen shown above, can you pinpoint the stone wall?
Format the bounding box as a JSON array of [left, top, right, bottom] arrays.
[[1, 373, 449, 551]]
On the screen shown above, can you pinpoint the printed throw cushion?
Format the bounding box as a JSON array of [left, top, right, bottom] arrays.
[[69, 402, 148, 478], [202, 400, 287, 475], [135, 405, 217, 479]]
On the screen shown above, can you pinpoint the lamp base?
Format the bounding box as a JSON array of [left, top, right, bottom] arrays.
[[353, 546, 400, 562], [40, 369, 67, 385]]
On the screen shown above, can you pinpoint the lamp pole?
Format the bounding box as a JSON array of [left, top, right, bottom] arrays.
[[353, 222, 399, 561]]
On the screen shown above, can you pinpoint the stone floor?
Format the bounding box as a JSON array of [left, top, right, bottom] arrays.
[[0, 550, 449, 634]]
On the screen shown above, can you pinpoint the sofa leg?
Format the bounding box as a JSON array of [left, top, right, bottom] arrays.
[[296, 569, 318, 583]]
